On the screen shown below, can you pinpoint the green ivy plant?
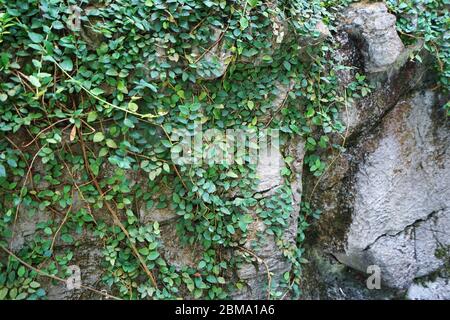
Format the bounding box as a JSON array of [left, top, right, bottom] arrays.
[[386, 0, 449, 114]]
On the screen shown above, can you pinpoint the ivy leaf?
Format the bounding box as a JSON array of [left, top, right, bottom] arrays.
[[247, 0, 259, 7], [98, 147, 108, 157], [123, 118, 135, 128], [61, 234, 74, 244], [17, 266, 26, 277], [238, 214, 253, 232], [194, 277, 208, 289], [60, 58, 73, 72], [206, 275, 217, 284], [239, 17, 249, 30], [226, 170, 238, 178], [87, 111, 98, 122], [226, 225, 235, 234], [128, 102, 139, 112], [28, 75, 41, 88], [93, 132, 105, 142], [0, 288, 7, 300], [91, 88, 104, 96], [0, 164, 6, 178], [106, 139, 118, 148], [283, 61, 291, 71], [147, 251, 159, 260], [171, 145, 182, 153], [163, 163, 170, 173], [28, 32, 43, 43]]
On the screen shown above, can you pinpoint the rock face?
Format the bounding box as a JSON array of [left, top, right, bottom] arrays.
[[407, 277, 450, 300], [342, 3, 406, 82], [336, 90, 449, 289], [196, 27, 232, 80], [233, 133, 306, 299], [303, 89, 449, 299], [300, 2, 450, 300]]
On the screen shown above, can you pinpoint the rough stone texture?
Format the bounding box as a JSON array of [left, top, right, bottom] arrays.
[[255, 141, 284, 193], [301, 4, 449, 295], [44, 243, 106, 299], [233, 138, 305, 299], [299, 248, 398, 300], [334, 3, 431, 140], [304, 88, 450, 297], [159, 224, 202, 270], [139, 205, 178, 224], [298, 21, 332, 47], [337, 90, 450, 289], [139, 189, 178, 224], [342, 2, 405, 81], [9, 208, 50, 251], [407, 277, 450, 300]]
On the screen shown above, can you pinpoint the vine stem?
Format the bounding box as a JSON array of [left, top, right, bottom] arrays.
[[50, 189, 74, 252], [52, 60, 165, 120], [77, 126, 159, 289], [238, 246, 272, 300], [21, 118, 70, 148], [0, 245, 121, 300], [9, 143, 48, 253], [307, 88, 350, 202]]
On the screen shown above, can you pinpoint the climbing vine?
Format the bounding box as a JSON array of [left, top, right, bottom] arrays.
[[0, 0, 446, 300], [386, 0, 449, 113]]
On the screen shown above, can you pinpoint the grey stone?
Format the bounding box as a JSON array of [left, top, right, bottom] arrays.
[[298, 21, 332, 47], [233, 138, 305, 299], [139, 206, 178, 224], [342, 3, 405, 81], [159, 224, 201, 270], [407, 277, 450, 300], [9, 208, 50, 251], [329, 90, 450, 290], [44, 244, 106, 300], [255, 143, 284, 193]]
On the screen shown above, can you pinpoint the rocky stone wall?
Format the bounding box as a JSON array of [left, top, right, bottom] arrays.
[[4, 1, 449, 300]]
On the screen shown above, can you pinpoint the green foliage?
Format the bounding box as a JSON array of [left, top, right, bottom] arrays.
[[386, 0, 450, 92]]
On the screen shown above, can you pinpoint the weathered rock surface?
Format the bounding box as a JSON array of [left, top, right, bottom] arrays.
[[337, 90, 449, 289], [342, 3, 405, 81], [300, 4, 449, 296], [407, 277, 450, 300], [195, 27, 233, 80], [45, 244, 106, 299], [304, 87, 450, 297], [233, 137, 306, 299]]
